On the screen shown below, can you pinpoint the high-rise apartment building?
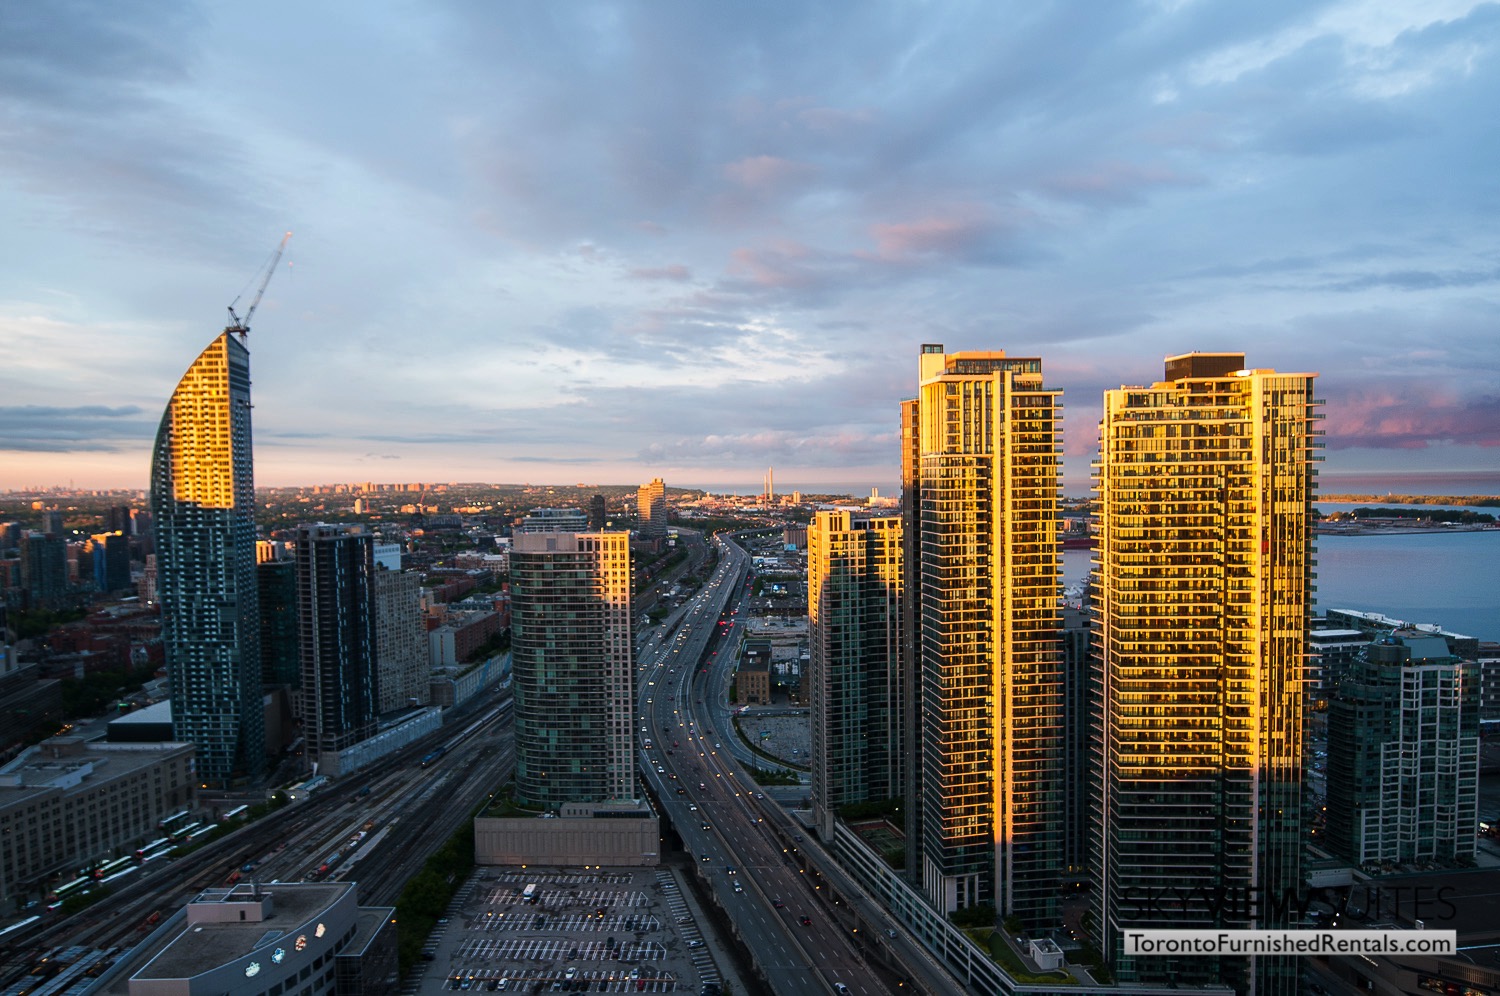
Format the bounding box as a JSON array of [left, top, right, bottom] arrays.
[[1326, 630, 1479, 867], [637, 478, 666, 540], [1091, 352, 1319, 992], [19, 532, 69, 610], [373, 566, 429, 714], [257, 558, 300, 688], [511, 532, 633, 808], [903, 344, 1064, 923], [807, 511, 904, 841], [295, 525, 379, 775], [151, 332, 264, 786]]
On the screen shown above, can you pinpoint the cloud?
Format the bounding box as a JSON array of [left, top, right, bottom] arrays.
[[723, 155, 816, 192], [0, 405, 151, 452], [627, 264, 693, 281], [1321, 383, 1500, 450]]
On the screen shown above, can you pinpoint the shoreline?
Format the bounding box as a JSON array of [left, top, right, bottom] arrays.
[[1317, 524, 1500, 537]]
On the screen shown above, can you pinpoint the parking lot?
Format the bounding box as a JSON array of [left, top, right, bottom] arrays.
[[406, 867, 724, 994]]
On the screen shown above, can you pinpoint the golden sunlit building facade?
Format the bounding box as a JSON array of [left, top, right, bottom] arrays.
[[904, 344, 1063, 924], [1091, 353, 1319, 993], [807, 511, 905, 842], [150, 332, 265, 787]]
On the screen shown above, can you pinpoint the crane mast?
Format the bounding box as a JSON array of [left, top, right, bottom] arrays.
[[226, 231, 292, 340]]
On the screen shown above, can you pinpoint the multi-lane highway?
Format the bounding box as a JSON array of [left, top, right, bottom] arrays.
[[635, 533, 895, 995]]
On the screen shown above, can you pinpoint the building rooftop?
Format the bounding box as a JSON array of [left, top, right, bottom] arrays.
[[134, 882, 349, 982]]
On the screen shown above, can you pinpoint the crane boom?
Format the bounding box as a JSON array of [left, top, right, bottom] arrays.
[[226, 231, 292, 339]]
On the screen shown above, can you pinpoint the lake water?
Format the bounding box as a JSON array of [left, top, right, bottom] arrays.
[[1061, 530, 1499, 643]]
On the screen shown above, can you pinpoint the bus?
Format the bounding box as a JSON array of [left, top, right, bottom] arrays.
[[137, 837, 171, 860], [221, 804, 249, 822], [94, 856, 134, 879], [169, 821, 202, 840], [99, 865, 139, 889], [159, 810, 191, 834], [51, 876, 92, 901]]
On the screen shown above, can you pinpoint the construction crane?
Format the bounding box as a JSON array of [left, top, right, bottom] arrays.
[[225, 231, 292, 340]]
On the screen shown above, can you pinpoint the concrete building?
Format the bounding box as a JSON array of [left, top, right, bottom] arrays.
[[0, 737, 194, 909], [95, 880, 396, 996], [511, 531, 634, 809], [517, 507, 589, 534], [1091, 352, 1320, 993], [807, 510, 904, 842], [295, 526, 378, 776], [636, 477, 667, 540], [901, 344, 1064, 924], [372, 567, 428, 714], [475, 801, 659, 867], [151, 331, 264, 787], [1325, 630, 1480, 867]]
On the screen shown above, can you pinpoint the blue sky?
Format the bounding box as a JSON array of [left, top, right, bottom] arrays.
[[2, 1, 1497, 495]]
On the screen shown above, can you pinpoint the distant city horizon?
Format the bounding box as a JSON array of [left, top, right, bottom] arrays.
[[6, 467, 1500, 502]]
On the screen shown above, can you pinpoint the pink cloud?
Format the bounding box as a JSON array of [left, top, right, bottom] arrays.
[[1041, 160, 1198, 204], [723, 155, 816, 191], [727, 241, 819, 288], [867, 214, 993, 260], [1322, 385, 1500, 450]]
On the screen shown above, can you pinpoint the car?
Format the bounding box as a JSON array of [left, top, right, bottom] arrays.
[[834, 986, 851, 995], [772, 899, 785, 909], [732, 883, 743, 893], [701, 853, 711, 862], [687, 939, 703, 948], [702, 823, 711, 830], [799, 915, 813, 926]]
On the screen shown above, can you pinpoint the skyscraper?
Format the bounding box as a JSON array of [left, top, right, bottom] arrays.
[[903, 344, 1064, 924], [151, 331, 264, 787], [1326, 630, 1479, 867], [511, 531, 633, 808], [1091, 352, 1319, 992], [295, 525, 379, 775], [373, 565, 429, 714], [636, 477, 666, 540], [88, 531, 131, 593], [807, 510, 905, 841]]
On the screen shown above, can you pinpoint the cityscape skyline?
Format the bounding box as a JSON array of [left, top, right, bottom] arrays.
[[3, 2, 1499, 495]]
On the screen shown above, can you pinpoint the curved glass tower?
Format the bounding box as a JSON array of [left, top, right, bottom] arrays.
[[151, 332, 264, 787]]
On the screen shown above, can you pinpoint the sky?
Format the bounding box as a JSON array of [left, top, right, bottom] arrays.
[[2, 1, 1498, 497]]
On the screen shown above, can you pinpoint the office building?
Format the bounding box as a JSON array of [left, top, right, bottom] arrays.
[[637, 477, 666, 539], [1325, 630, 1479, 867], [295, 525, 379, 776], [150, 331, 264, 786], [0, 737, 194, 910], [1091, 352, 1319, 992], [589, 493, 607, 531], [88, 531, 131, 593], [902, 344, 1064, 924], [510, 532, 633, 808], [109, 880, 397, 996], [807, 511, 904, 841]]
